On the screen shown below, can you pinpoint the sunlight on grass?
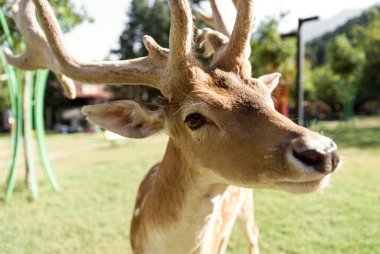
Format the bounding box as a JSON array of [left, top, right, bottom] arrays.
[[0, 117, 379, 253]]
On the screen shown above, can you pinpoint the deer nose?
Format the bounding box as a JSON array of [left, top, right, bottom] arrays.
[[290, 138, 340, 174]]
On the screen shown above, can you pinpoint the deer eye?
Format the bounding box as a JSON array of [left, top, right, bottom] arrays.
[[185, 113, 206, 130]]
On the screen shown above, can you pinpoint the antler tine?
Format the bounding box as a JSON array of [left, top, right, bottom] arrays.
[[3, 0, 77, 98], [195, 0, 230, 37], [215, 0, 254, 77], [208, 0, 231, 36], [56, 74, 77, 99], [196, 28, 229, 58], [195, 0, 232, 59], [195, 9, 215, 29], [167, 0, 196, 73], [31, 0, 168, 89], [228, 0, 254, 58]]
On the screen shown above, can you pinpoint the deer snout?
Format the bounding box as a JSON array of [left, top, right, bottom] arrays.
[[289, 136, 340, 174]]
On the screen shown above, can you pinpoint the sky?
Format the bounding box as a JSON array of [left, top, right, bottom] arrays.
[[64, 0, 380, 61]]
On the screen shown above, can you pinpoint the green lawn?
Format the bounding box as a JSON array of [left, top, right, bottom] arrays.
[[1, 117, 379, 253]]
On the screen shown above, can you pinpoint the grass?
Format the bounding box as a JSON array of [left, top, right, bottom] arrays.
[[0, 116, 379, 253]]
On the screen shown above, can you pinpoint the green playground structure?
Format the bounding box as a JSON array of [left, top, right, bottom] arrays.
[[1, 8, 60, 201]]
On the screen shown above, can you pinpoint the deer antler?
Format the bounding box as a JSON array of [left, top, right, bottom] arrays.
[[196, 0, 254, 78], [3, 0, 77, 98], [195, 0, 231, 37], [212, 0, 254, 78], [166, 0, 205, 89], [167, 0, 194, 66], [196, 28, 229, 58], [5, 0, 253, 99], [195, 0, 231, 58], [4, 0, 173, 97]]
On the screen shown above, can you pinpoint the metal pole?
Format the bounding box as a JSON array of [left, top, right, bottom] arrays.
[[34, 70, 60, 191], [3, 62, 23, 201], [0, 49, 21, 196], [0, 9, 24, 200], [296, 19, 304, 126], [23, 71, 38, 198], [295, 16, 319, 126]]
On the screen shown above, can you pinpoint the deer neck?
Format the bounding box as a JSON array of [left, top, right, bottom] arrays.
[[154, 138, 228, 223], [139, 138, 231, 252]]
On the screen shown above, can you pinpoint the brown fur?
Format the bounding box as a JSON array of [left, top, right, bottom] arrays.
[[125, 70, 338, 253], [8, 1, 340, 253]]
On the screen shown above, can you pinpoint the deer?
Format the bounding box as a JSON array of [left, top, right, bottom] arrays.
[[4, 0, 341, 253]]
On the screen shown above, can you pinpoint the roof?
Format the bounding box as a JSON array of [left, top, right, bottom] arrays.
[[74, 83, 113, 99]]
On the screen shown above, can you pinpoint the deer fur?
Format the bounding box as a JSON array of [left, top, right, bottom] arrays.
[[5, 0, 340, 253]]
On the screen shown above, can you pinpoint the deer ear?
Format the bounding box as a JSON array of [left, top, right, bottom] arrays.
[[258, 73, 281, 93], [82, 101, 165, 138]]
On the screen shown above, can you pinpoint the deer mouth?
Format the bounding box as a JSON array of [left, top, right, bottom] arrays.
[[275, 175, 330, 194]]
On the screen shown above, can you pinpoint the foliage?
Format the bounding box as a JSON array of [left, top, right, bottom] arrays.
[[250, 14, 296, 76], [326, 35, 364, 77], [307, 6, 380, 113], [110, 0, 171, 101], [112, 0, 170, 60], [312, 65, 345, 105], [351, 11, 380, 98], [329, 35, 364, 118], [1, 117, 380, 253], [250, 14, 298, 107]]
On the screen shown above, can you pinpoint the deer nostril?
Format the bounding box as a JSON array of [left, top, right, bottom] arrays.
[[293, 149, 325, 169], [289, 137, 340, 174]]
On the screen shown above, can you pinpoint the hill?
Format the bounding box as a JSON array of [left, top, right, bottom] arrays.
[[306, 5, 380, 66], [303, 8, 364, 42]]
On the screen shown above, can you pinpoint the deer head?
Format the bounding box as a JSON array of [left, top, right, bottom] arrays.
[[5, 0, 340, 194]]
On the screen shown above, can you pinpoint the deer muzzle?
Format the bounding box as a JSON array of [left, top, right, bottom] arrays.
[[289, 135, 340, 174]]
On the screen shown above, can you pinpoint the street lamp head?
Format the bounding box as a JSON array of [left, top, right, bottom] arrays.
[[299, 16, 319, 24]]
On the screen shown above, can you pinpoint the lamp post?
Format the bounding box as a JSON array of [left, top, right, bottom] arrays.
[[296, 16, 319, 126]]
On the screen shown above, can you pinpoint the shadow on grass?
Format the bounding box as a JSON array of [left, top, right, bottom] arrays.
[[0, 181, 33, 203], [315, 124, 380, 149]]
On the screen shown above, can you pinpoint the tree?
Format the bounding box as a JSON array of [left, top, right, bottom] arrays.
[[327, 35, 364, 76], [326, 35, 365, 119], [250, 14, 296, 75], [250, 14, 296, 116], [112, 0, 170, 60], [0, 0, 93, 112], [351, 9, 380, 98], [110, 0, 205, 102], [312, 65, 345, 106], [110, 0, 171, 102], [307, 6, 380, 117]]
